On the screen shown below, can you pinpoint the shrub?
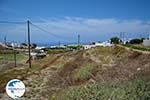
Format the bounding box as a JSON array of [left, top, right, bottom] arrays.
[[110, 37, 122, 44], [73, 63, 97, 80], [129, 39, 143, 44], [123, 44, 150, 52], [52, 80, 150, 100], [47, 50, 68, 54]]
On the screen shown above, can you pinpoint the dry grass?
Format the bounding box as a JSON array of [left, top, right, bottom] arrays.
[[0, 46, 150, 99]]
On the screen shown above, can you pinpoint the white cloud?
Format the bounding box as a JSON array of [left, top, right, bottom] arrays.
[[0, 17, 150, 43], [34, 17, 150, 34]]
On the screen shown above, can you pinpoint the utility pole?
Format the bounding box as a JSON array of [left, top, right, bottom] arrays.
[[149, 32, 150, 40], [119, 32, 125, 44], [25, 32, 27, 44], [4, 34, 7, 45], [78, 34, 80, 50], [14, 48, 16, 67], [122, 32, 125, 44], [27, 20, 31, 68], [58, 41, 61, 48], [119, 32, 121, 39]]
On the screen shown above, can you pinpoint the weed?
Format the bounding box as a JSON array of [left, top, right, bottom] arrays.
[[73, 63, 97, 81]]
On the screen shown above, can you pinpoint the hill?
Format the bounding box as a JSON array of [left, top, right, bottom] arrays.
[[0, 45, 150, 100]]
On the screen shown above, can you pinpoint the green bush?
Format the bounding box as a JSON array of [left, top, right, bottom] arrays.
[[73, 63, 97, 80], [52, 80, 150, 100], [67, 45, 84, 50], [123, 44, 150, 52], [110, 37, 122, 44], [47, 50, 68, 54]]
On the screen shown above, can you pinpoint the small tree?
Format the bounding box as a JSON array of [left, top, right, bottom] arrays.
[[129, 38, 143, 44], [21, 43, 28, 46], [31, 43, 37, 49], [110, 37, 122, 44]]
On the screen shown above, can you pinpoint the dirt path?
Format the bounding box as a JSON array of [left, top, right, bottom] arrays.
[[118, 44, 150, 54]]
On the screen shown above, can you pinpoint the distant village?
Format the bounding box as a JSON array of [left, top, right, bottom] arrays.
[[0, 36, 150, 60]]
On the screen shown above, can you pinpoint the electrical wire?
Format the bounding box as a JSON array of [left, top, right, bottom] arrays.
[[30, 22, 68, 39], [0, 20, 72, 43], [0, 21, 26, 24]]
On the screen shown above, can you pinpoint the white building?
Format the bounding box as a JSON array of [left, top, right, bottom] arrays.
[[143, 33, 150, 46], [96, 42, 112, 47], [143, 39, 150, 46], [83, 42, 112, 49], [11, 43, 21, 48], [83, 45, 96, 49]]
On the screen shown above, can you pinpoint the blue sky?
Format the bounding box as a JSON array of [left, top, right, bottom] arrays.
[[0, 0, 150, 44]]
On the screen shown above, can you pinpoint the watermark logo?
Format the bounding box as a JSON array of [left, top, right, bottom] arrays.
[[6, 79, 25, 99]]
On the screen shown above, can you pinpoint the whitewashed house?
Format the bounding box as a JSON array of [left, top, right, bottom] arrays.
[[83, 42, 112, 49], [143, 39, 150, 46]]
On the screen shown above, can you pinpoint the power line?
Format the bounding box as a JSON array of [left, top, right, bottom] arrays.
[[0, 20, 72, 43], [0, 21, 26, 24], [0, 20, 68, 39], [30, 22, 68, 39]]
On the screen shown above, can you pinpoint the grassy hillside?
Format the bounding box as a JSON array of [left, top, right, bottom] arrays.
[[0, 54, 27, 63], [0, 46, 150, 99], [48, 46, 150, 100]]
